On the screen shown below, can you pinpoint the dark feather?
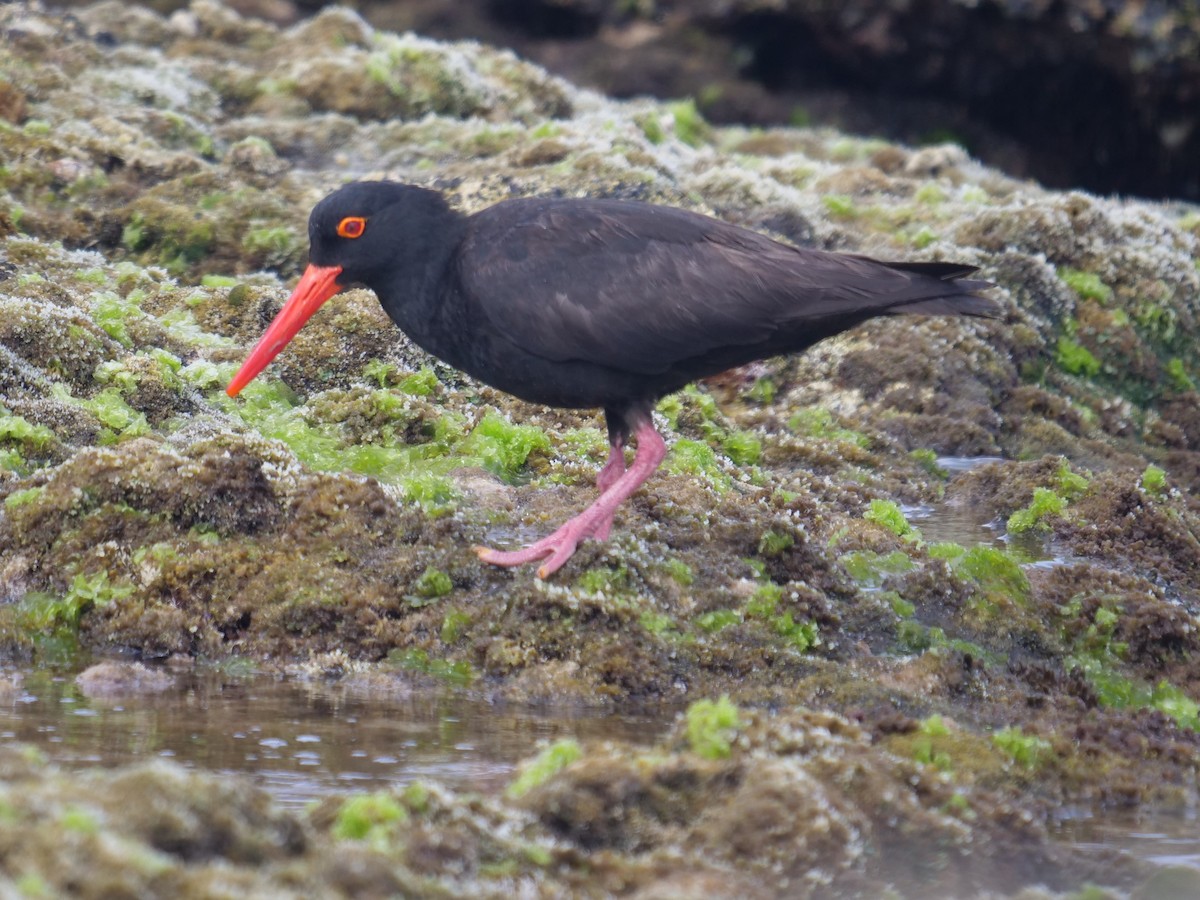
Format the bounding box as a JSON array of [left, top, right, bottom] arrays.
[[457, 198, 998, 377]]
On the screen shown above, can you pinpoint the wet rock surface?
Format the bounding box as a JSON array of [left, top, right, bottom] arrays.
[[0, 1, 1198, 895]]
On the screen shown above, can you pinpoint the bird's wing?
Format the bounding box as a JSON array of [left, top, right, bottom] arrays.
[[455, 198, 984, 376]]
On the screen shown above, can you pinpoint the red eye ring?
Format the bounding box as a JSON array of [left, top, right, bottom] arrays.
[[337, 216, 366, 239]]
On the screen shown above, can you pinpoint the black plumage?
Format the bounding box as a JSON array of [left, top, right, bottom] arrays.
[[229, 181, 997, 576]]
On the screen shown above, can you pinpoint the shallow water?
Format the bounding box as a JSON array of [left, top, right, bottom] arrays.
[[1055, 809, 1200, 870], [1, 665, 1197, 875], [902, 456, 1054, 563], [0, 668, 670, 809]]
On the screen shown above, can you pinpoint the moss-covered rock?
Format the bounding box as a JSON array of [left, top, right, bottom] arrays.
[[1, 2, 1199, 895]]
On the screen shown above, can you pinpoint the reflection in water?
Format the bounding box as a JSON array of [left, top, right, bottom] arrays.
[[0, 669, 670, 809]]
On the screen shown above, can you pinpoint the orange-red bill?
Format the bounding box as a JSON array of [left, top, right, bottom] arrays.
[[226, 264, 344, 397]]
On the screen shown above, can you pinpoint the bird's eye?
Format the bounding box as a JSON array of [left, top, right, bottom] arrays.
[[336, 216, 367, 239]]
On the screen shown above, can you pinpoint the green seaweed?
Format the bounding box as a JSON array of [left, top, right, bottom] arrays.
[[1055, 337, 1101, 377], [408, 567, 452, 605], [912, 715, 954, 771], [387, 649, 476, 686], [695, 609, 740, 633], [865, 499, 916, 538], [440, 611, 471, 644], [822, 194, 857, 218], [662, 558, 694, 586], [722, 430, 761, 466], [992, 727, 1051, 768], [840, 550, 915, 587], [4, 486, 45, 510], [1141, 464, 1167, 495], [1006, 487, 1065, 533], [462, 412, 549, 481], [1165, 357, 1195, 392], [686, 696, 740, 760], [757, 529, 794, 557], [788, 407, 870, 448], [506, 740, 582, 798], [956, 546, 1030, 604], [0, 409, 56, 451], [669, 99, 709, 147], [332, 793, 407, 843], [1058, 268, 1113, 304]]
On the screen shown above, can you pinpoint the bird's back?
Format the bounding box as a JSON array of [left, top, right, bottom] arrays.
[[450, 196, 995, 386]]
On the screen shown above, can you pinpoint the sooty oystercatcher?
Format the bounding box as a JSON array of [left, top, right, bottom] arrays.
[[227, 182, 997, 577]]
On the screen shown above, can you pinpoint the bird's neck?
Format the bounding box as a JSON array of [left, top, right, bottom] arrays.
[[370, 201, 469, 349]]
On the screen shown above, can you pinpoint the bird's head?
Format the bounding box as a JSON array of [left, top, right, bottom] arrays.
[[226, 181, 446, 397]]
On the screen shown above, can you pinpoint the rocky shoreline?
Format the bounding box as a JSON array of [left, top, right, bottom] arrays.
[[1, 1, 1199, 895]]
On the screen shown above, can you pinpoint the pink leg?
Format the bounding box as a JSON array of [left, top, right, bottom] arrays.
[[475, 422, 665, 578], [592, 442, 627, 541], [596, 442, 627, 493]]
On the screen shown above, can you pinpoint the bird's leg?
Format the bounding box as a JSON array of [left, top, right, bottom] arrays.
[[475, 422, 665, 578], [591, 439, 627, 541]]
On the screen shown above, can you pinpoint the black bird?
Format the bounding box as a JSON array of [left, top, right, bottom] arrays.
[[228, 182, 996, 577]]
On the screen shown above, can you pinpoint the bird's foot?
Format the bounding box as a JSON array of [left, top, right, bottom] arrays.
[[475, 422, 664, 579], [475, 511, 612, 578]]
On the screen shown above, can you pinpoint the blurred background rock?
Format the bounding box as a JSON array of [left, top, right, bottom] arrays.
[[53, 0, 1200, 202]]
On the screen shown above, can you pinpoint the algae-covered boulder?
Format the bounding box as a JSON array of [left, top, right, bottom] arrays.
[[1, 1, 1199, 895]]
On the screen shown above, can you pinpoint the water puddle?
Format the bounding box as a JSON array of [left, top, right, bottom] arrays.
[[1054, 809, 1200, 871], [0, 668, 672, 809], [903, 456, 1059, 564], [1, 666, 1197, 876]]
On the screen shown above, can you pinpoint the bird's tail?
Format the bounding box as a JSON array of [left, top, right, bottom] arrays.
[[884, 261, 1000, 318]]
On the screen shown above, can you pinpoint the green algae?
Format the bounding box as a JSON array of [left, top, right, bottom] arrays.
[[666, 438, 728, 487], [757, 529, 794, 557], [1058, 268, 1113, 304], [387, 649, 476, 687], [0, 409, 56, 451], [1007, 487, 1066, 533], [640, 610, 680, 636], [331, 792, 408, 843], [992, 727, 1052, 768], [955, 546, 1030, 604], [685, 696, 740, 760], [1141, 464, 1167, 495], [1056, 336, 1102, 377], [895, 621, 998, 661], [461, 411, 549, 481], [822, 194, 857, 218], [840, 549, 915, 587], [743, 582, 817, 646], [695, 609, 740, 633], [865, 499, 916, 538], [409, 566, 453, 605], [1165, 356, 1196, 391], [1007, 460, 1088, 532], [439, 611, 471, 644], [910, 448, 948, 478], [662, 558, 694, 586], [788, 407, 870, 448], [668, 98, 709, 147], [721, 429, 762, 465], [912, 715, 954, 771], [10, 572, 134, 651], [1069, 654, 1200, 733], [506, 739, 582, 798]]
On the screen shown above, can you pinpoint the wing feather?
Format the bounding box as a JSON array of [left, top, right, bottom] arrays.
[[456, 198, 990, 376]]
